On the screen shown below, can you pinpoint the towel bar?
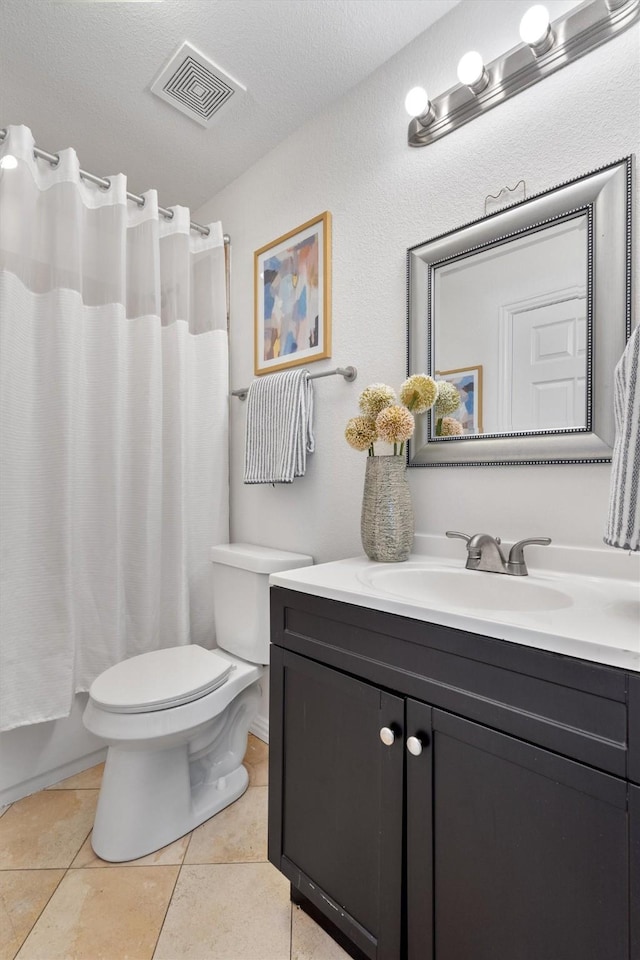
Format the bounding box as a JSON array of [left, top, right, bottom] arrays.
[[231, 366, 357, 401]]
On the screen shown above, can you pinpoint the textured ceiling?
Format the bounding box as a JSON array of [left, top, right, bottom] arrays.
[[0, 0, 460, 211]]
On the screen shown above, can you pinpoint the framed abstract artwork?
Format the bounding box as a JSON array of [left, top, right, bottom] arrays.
[[435, 365, 483, 434], [254, 211, 331, 375]]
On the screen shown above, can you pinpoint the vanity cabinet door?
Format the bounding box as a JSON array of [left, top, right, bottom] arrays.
[[406, 707, 630, 960], [268, 648, 404, 960]]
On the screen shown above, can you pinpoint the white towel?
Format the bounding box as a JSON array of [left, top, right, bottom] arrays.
[[243, 368, 315, 484], [604, 325, 640, 551]]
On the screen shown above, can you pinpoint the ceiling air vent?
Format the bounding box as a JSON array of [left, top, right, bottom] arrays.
[[151, 42, 245, 128]]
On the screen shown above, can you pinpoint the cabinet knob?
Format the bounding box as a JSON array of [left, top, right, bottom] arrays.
[[379, 726, 396, 746], [406, 735, 425, 756]]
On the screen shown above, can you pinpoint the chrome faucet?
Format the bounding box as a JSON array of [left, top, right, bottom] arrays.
[[446, 531, 552, 576]]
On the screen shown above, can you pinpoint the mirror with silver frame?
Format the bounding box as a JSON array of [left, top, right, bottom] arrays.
[[406, 157, 632, 467]]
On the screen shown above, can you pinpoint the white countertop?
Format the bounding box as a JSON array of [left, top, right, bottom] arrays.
[[270, 554, 640, 673]]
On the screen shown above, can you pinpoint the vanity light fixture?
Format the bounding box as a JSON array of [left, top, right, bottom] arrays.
[[519, 5, 555, 56], [407, 0, 639, 147], [0, 154, 18, 169], [456, 51, 489, 94]]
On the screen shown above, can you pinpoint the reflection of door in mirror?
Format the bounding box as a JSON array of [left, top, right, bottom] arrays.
[[433, 213, 588, 436], [501, 293, 586, 431]]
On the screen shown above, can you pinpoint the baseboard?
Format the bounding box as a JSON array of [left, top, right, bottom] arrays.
[[250, 714, 269, 744], [0, 747, 108, 807]]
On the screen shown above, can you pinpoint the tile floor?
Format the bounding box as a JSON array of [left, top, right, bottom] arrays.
[[0, 736, 349, 960]]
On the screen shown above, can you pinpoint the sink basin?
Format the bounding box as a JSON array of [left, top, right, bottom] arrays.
[[358, 564, 574, 613]]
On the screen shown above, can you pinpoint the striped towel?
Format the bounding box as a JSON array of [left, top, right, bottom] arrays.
[[243, 368, 315, 484], [604, 325, 640, 551]]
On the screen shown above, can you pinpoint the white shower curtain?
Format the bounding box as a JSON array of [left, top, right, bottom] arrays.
[[0, 125, 229, 731]]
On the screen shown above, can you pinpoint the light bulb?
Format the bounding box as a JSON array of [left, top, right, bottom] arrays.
[[457, 51, 489, 94], [0, 154, 18, 170], [457, 51, 484, 86], [404, 86, 435, 126], [404, 87, 430, 118], [519, 5, 554, 55]]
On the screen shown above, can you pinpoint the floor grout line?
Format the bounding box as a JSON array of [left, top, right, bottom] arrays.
[[150, 859, 184, 960], [45, 787, 101, 791], [0, 821, 94, 873], [12, 863, 68, 960], [290, 900, 294, 960], [0, 855, 273, 873]]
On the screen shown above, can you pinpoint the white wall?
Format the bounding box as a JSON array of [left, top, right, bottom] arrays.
[[197, 0, 639, 567]]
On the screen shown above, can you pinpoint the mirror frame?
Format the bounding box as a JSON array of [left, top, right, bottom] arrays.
[[406, 157, 632, 467]]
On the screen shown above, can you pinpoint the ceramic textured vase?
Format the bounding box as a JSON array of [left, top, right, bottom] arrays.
[[361, 455, 414, 562]]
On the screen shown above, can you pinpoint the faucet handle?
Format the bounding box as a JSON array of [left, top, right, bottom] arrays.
[[508, 537, 552, 566], [446, 531, 503, 557], [445, 531, 471, 543], [447, 531, 502, 545]]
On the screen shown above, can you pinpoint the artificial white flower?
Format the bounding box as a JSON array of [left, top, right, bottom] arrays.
[[435, 381, 462, 416], [345, 416, 378, 451], [358, 383, 396, 418], [399, 374, 438, 413], [440, 416, 463, 436], [375, 404, 415, 444]]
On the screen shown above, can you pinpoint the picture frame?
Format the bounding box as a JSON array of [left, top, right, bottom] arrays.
[[435, 365, 483, 435], [254, 211, 331, 375]]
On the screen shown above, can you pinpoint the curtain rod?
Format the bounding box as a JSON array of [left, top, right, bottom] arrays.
[[0, 128, 227, 242], [232, 366, 358, 401]]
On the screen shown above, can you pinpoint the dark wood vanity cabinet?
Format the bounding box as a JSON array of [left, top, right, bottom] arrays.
[[268, 587, 639, 960]]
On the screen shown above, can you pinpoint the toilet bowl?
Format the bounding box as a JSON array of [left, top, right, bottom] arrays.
[[83, 543, 312, 862]]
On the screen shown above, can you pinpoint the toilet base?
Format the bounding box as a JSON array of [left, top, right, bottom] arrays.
[[89, 682, 260, 862], [91, 751, 250, 862]]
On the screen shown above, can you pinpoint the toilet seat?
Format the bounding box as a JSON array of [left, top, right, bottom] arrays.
[[89, 645, 234, 714]]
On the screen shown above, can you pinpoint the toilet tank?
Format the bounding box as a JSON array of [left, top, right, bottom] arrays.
[[210, 543, 313, 664]]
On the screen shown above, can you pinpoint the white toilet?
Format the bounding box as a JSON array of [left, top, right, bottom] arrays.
[[83, 543, 312, 862]]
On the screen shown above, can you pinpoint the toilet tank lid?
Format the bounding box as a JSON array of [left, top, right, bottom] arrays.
[[210, 542, 313, 574]]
